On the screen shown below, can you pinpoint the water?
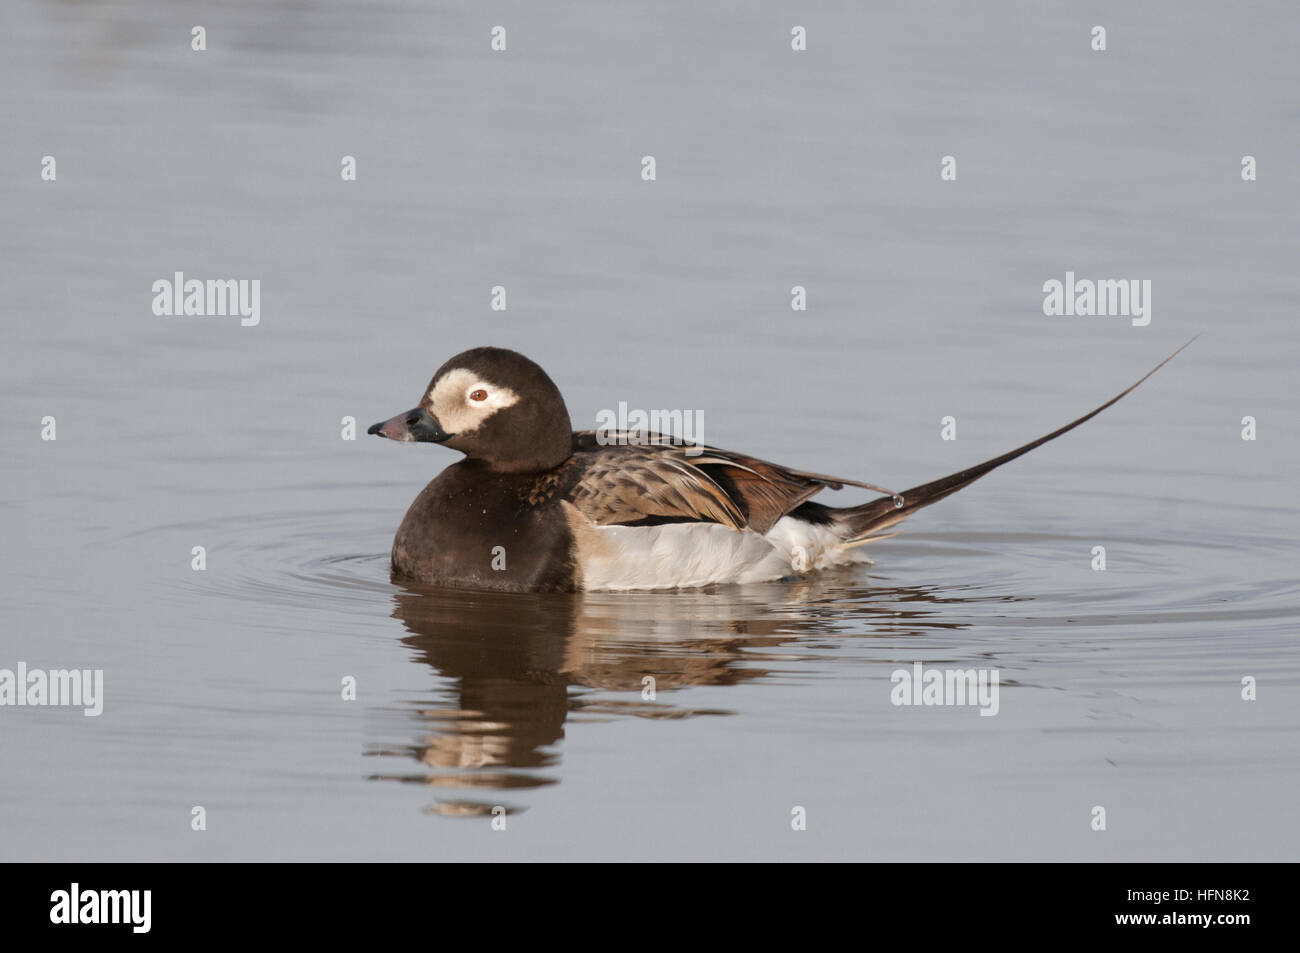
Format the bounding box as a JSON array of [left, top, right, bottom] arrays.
[[2, 0, 1297, 860]]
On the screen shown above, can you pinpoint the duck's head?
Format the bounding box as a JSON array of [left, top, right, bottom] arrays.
[[368, 346, 573, 473]]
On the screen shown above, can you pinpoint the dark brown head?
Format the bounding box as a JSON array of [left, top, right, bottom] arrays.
[[368, 347, 573, 473]]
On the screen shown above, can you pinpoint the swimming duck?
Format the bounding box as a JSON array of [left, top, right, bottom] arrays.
[[369, 344, 1188, 592]]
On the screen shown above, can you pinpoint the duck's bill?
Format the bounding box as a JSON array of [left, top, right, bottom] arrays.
[[367, 407, 451, 443]]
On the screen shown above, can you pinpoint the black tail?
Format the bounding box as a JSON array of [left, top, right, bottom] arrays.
[[833, 339, 1195, 545]]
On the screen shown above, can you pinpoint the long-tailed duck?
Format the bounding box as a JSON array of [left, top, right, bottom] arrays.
[[369, 343, 1189, 592]]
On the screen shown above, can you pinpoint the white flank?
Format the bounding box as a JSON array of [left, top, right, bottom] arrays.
[[571, 512, 870, 591]]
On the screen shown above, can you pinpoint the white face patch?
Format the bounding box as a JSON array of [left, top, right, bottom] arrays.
[[424, 367, 520, 435]]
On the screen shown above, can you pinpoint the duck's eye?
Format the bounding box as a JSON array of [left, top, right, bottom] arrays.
[[469, 389, 488, 402]]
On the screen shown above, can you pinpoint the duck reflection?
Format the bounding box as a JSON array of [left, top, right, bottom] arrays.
[[366, 569, 992, 817]]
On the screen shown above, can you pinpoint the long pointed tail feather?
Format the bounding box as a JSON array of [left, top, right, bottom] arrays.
[[835, 338, 1195, 544]]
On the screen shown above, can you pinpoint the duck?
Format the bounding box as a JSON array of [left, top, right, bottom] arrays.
[[368, 343, 1189, 592]]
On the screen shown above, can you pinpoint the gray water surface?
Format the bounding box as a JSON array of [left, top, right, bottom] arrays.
[[2, 0, 1298, 861]]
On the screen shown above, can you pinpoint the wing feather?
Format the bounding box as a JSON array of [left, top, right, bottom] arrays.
[[566, 433, 897, 533], [567, 446, 748, 529]]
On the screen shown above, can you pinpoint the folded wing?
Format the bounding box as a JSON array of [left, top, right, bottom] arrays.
[[567, 432, 889, 533]]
